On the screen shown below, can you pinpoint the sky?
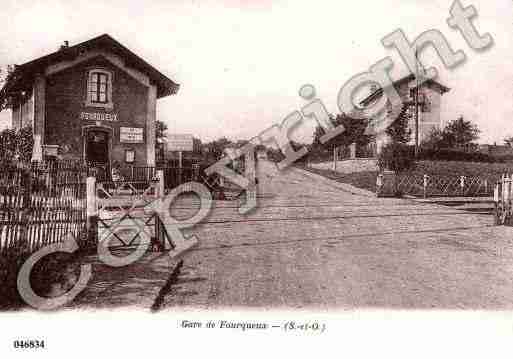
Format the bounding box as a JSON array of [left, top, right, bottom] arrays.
[[0, 0, 511, 144]]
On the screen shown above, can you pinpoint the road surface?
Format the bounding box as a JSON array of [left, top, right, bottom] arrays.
[[152, 160, 513, 310]]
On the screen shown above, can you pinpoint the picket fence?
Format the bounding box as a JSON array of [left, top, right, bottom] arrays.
[[377, 173, 495, 198], [0, 162, 90, 257], [0, 159, 232, 260]]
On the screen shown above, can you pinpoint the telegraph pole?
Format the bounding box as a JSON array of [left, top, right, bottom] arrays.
[[414, 48, 420, 158]]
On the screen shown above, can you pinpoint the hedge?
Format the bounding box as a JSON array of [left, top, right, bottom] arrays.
[[417, 148, 500, 163]]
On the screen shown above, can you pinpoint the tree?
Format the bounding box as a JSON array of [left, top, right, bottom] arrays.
[[0, 128, 17, 164], [504, 136, 513, 147], [443, 115, 479, 147], [377, 142, 415, 196], [17, 126, 34, 163], [311, 113, 373, 159], [0, 66, 21, 111], [155, 120, 168, 143], [377, 142, 415, 173], [420, 116, 480, 150], [155, 120, 168, 164], [192, 137, 202, 153], [204, 137, 233, 160], [421, 127, 448, 150], [0, 126, 34, 165], [386, 104, 411, 144]]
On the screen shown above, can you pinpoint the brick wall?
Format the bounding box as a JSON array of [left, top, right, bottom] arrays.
[[45, 56, 149, 166], [397, 81, 442, 144]]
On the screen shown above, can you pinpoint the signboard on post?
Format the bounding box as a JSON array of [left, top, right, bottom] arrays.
[[120, 127, 144, 143], [167, 134, 194, 152], [167, 134, 194, 169]]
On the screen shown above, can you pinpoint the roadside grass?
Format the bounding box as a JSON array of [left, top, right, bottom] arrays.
[[298, 164, 378, 193], [414, 160, 513, 177]]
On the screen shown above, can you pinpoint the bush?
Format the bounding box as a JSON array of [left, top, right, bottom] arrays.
[[17, 126, 34, 163], [377, 143, 415, 173], [0, 126, 34, 165], [417, 148, 499, 163], [0, 249, 85, 310]]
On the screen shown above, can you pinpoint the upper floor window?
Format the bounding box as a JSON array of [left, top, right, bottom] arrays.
[[90, 72, 108, 103], [409, 87, 430, 113], [86, 69, 113, 109]]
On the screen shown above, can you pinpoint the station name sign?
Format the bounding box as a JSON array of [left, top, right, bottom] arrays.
[[80, 111, 118, 122]]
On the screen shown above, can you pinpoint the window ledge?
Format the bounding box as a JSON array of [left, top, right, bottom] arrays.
[[85, 100, 114, 110]]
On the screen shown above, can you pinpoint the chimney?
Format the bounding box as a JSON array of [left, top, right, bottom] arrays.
[[59, 40, 69, 51]]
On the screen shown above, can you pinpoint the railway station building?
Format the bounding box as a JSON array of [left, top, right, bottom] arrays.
[[0, 34, 179, 169]]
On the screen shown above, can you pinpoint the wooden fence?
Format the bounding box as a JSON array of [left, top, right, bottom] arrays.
[[0, 160, 221, 306], [0, 162, 89, 257], [0, 161, 91, 307], [0, 161, 226, 258], [377, 173, 495, 198]]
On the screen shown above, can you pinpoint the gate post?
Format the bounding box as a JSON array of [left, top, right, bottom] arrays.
[[154, 170, 165, 249], [333, 146, 337, 171], [423, 174, 429, 198], [86, 176, 98, 247], [376, 173, 383, 197], [192, 164, 200, 182], [493, 180, 499, 225], [156, 169, 165, 198], [494, 180, 499, 203], [507, 175, 511, 222]]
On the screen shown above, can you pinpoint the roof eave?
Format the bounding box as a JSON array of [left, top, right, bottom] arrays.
[[2, 34, 180, 101], [359, 76, 451, 106], [157, 81, 180, 99]]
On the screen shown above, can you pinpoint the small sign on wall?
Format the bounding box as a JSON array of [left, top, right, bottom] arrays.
[[120, 127, 144, 143], [125, 148, 136, 163]]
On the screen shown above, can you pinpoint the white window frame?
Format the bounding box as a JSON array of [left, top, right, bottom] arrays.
[[86, 69, 113, 109]]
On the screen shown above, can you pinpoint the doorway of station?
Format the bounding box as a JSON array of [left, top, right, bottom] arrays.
[[85, 129, 110, 177]]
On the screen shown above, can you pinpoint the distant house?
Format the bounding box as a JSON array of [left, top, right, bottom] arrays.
[[0, 34, 179, 169], [478, 144, 513, 158], [359, 74, 450, 155], [453, 143, 479, 153]]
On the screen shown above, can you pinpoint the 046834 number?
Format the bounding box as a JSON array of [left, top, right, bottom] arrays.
[[13, 340, 45, 349]]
